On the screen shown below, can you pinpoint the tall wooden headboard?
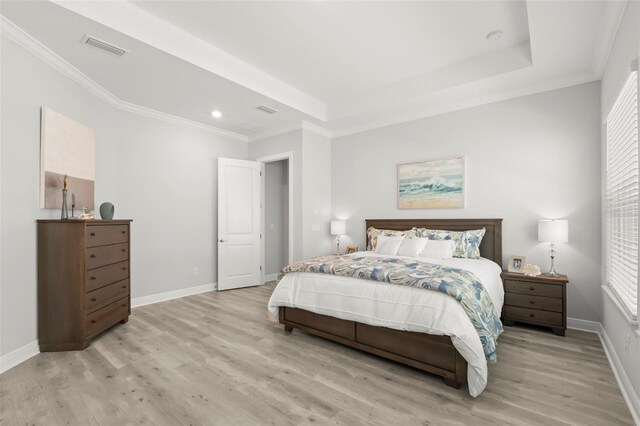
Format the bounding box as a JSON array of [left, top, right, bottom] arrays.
[[365, 218, 503, 265]]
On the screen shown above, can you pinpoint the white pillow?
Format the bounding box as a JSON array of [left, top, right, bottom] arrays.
[[397, 237, 428, 258], [419, 240, 455, 259], [374, 235, 405, 256]]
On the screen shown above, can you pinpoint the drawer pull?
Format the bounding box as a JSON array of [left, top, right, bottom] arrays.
[[121, 249, 126, 252], [90, 276, 96, 280], [529, 300, 535, 304], [529, 313, 535, 318], [529, 287, 535, 291], [122, 285, 127, 289], [90, 232, 95, 237], [90, 298, 97, 302], [122, 303, 127, 307], [91, 319, 97, 324], [121, 231, 126, 234], [90, 254, 96, 259], [122, 267, 127, 271]]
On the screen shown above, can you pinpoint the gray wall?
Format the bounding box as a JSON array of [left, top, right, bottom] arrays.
[[265, 160, 288, 276], [332, 81, 602, 322], [600, 0, 640, 403], [0, 36, 248, 357]]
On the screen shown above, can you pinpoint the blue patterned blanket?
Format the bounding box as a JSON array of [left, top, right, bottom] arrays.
[[278, 255, 503, 361]]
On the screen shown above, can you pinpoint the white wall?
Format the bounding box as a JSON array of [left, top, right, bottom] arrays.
[[249, 127, 332, 261], [332, 82, 602, 322], [600, 0, 640, 410], [0, 36, 248, 358], [301, 129, 332, 258], [264, 160, 288, 275]]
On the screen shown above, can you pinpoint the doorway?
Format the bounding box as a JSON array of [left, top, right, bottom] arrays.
[[258, 152, 293, 282]]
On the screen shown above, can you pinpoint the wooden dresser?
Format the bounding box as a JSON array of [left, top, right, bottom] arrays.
[[37, 219, 132, 352], [501, 271, 568, 336]]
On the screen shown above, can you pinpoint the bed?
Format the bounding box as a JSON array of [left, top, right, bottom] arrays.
[[268, 218, 503, 397]]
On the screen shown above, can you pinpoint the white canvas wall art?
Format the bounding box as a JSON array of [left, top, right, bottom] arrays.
[[40, 107, 95, 210]]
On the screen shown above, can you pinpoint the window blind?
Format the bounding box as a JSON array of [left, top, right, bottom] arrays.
[[606, 70, 638, 320]]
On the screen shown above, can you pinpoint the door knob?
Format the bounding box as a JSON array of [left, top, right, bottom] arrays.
[[219, 239, 225, 243]]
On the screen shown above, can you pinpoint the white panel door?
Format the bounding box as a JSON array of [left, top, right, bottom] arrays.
[[218, 158, 262, 290]]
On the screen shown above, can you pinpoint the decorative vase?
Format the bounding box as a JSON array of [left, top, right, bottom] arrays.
[[99, 202, 114, 220], [61, 189, 69, 220]]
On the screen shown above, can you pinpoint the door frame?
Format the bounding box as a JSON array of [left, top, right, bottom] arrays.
[[257, 152, 294, 282]]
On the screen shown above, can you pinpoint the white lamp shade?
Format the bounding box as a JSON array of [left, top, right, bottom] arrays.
[[538, 219, 569, 243], [331, 220, 346, 236]]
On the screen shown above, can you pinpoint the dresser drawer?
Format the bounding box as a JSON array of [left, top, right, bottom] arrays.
[[86, 243, 129, 270], [504, 306, 563, 326], [86, 261, 129, 292], [86, 279, 130, 314], [86, 297, 129, 337], [86, 225, 128, 248], [505, 293, 562, 312], [504, 280, 562, 298]]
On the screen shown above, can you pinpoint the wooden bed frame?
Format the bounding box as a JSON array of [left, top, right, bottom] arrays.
[[279, 218, 503, 389]]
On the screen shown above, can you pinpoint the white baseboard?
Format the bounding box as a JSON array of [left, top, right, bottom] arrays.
[[0, 340, 39, 374], [265, 273, 279, 282], [567, 317, 602, 333], [131, 282, 217, 308], [598, 324, 640, 425]]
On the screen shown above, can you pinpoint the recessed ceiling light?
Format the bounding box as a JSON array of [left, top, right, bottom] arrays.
[[211, 110, 222, 119], [486, 30, 503, 42]]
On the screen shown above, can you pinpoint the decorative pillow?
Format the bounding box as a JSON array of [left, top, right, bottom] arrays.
[[397, 237, 428, 258], [419, 240, 455, 259], [374, 235, 405, 256], [366, 227, 413, 251], [413, 227, 486, 259]]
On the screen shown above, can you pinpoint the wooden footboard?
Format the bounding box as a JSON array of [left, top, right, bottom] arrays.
[[278, 306, 468, 389]]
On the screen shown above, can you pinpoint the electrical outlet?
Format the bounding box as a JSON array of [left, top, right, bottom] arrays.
[[625, 332, 631, 351], [192, 267, 199, 276]]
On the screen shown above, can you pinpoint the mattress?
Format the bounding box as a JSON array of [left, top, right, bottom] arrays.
[[267, 251, 504, 397]]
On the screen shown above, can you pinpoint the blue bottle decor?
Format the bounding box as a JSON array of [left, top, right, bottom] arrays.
[[99, 202, 114, 220]]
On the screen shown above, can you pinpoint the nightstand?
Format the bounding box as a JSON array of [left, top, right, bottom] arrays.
[[501, 271, 569, 336]]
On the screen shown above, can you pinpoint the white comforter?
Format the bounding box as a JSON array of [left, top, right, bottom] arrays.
[[267, 252, 504, 397]]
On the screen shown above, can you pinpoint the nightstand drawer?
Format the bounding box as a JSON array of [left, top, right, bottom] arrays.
[[505, 306, 562, 326], [504, 279, 562, 298], [505, 293, 562, 312]]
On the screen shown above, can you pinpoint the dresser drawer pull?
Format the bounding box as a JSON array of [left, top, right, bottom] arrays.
[[529, 287, 535, 291], [529, 300, 535, 304], [121, 249, 126, 252], [90, 232, 95, 237], [90, 254, 96, 259], [90, 298, 97, 302], [122, 285, 127, 289], [122, 267, 127, 271], [122, 303, 127, 307], [122, 231, 126, 234], [529, 313, 535, 318], [91, 319, 97, 324], [90, 276, 96, 280]]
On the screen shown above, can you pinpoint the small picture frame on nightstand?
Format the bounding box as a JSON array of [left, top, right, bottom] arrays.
[[346, 244, 358, 254], [508, 255, 526, 273]]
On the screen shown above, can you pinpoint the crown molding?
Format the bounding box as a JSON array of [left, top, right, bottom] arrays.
[[302, 121, 332, 139], [0, 15, 248, 142], [593, 0, 628, 78], [331, 71, 599, 139], [247, 123, 302, 143]]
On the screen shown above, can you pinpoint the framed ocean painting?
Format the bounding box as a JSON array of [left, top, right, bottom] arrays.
[[397, 156, 465, 209]]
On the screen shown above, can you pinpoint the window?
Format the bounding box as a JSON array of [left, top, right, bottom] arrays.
[[606, 69, 638, 320]]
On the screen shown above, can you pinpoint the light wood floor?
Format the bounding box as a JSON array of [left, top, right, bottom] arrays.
[[1, 282, 634, 426]]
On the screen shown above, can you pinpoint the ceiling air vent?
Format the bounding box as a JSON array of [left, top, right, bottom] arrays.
[[256, 105, 278, 114], [80, 35, 128, 57]]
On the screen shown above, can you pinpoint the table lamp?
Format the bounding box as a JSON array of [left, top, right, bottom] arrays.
[[331, 220, 346, 255], [538, 219, 569, 276]]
